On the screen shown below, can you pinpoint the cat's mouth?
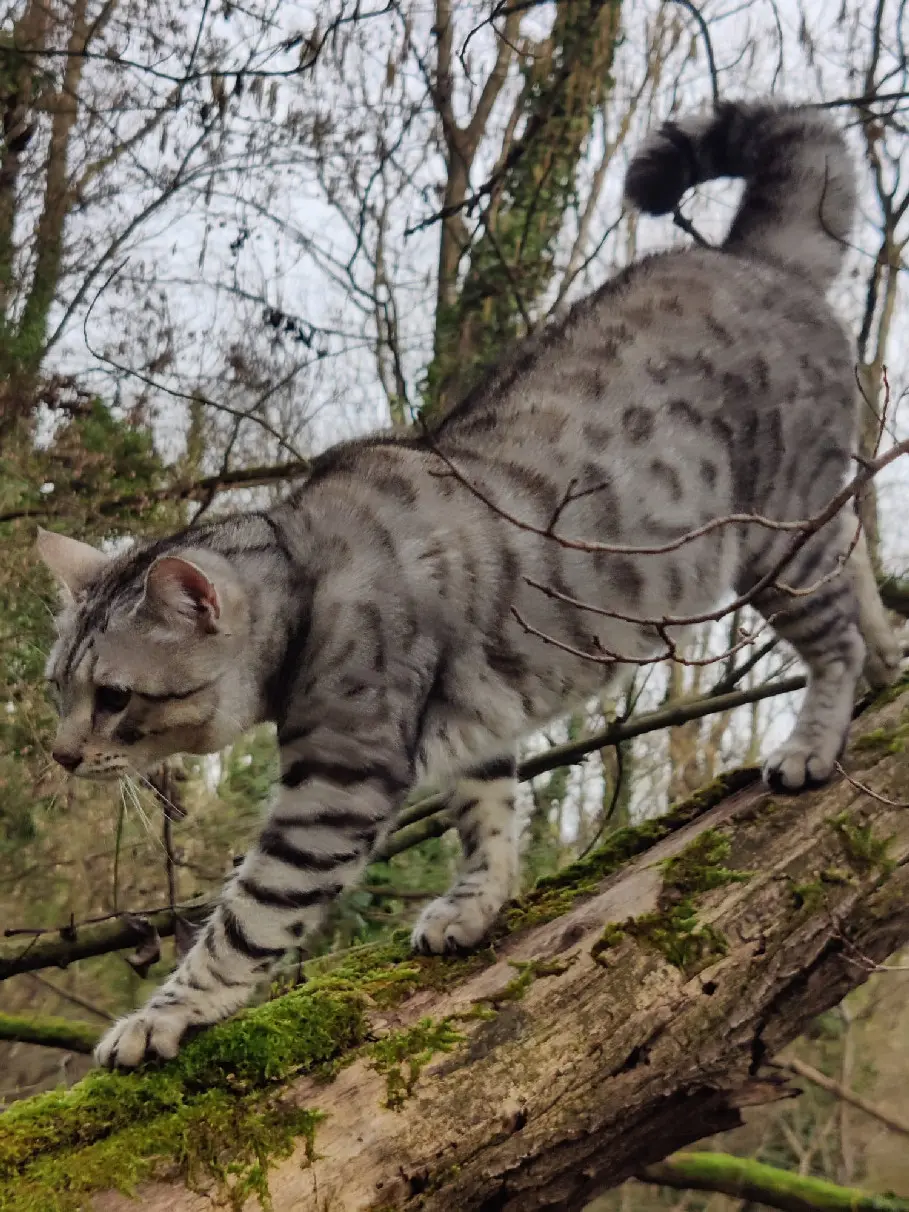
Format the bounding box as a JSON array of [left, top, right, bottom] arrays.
[[72, 762, 131, 782]]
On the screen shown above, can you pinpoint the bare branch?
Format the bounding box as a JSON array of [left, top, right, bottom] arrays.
[[0, 461, 309, 526], [667, 0, 720, 106], [775, 1056, 909, 1141]]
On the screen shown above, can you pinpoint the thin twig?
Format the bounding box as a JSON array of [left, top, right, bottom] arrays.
[[669, 0, 720, 106], [25, 972, 115, 1022], [775, 1056, 909, 1140], [834, 761, 909, 808]]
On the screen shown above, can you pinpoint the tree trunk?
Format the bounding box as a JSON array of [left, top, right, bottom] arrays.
[[424, 0, 623, 418], [5, 681, 909, 1212]]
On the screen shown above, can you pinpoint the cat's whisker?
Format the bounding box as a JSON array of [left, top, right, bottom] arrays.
[[122, 775, 167, 855], [211, 705, 252, 737], [131, 769, 185, 821]]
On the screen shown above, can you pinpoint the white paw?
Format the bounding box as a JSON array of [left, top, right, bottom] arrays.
[[762, 742, 837, 792], [411, 893, 497, 955], [95, 1002, 192, 1069]]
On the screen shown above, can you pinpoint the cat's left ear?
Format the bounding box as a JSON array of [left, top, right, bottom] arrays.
[[142, 555, 222, 634], [36, 528, 110, 601]]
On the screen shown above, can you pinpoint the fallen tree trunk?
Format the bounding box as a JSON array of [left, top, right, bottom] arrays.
[[3, 679, 909, 1212]]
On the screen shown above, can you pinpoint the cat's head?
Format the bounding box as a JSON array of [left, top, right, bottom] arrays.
[[37, 530, 257, 779]]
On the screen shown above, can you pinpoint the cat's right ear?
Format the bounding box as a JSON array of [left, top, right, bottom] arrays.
[[36, 528, 110, 602]]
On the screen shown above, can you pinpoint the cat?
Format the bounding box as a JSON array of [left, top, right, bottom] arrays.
[[38, 100, 900, 1069]]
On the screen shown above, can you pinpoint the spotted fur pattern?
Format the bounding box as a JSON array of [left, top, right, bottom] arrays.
[[40, 100, 899, 1068]]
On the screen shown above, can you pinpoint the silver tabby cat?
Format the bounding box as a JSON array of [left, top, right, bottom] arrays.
[[39, 100, 900, 1068]]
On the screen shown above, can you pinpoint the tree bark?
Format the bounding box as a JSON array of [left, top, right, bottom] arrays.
[[8, 681, 909, 1212]]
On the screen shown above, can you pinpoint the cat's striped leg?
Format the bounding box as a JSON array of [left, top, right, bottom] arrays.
[[96, 749, 411, 1068], [754, 529, 867, 792], [411, 754, 519, 955]]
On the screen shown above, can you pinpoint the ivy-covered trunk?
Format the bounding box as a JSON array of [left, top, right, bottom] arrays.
[[3, 678, 909, 1211], [423, 0, 623, 419]]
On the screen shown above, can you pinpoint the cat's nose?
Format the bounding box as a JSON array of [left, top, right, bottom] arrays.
[[52, 749, 82, 773]]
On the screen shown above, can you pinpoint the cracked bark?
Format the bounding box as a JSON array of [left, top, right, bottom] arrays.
[[79, 683, 909, 1210]]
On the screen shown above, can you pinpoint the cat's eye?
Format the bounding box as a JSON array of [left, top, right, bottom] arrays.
[[95, 685, 132, 714]]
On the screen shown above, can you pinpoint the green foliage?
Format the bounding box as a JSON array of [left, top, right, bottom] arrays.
[[522, 716, 582, 887], [0, 399, 174, 855], [323, 832, 457, 954], [216, 726, 279, 816], [35, 401, 171, 538]]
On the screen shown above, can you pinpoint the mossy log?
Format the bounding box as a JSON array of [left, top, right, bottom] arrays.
[[4, 679, 909, 1212]]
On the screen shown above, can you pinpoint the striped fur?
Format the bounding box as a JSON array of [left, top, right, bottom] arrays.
[[624, 101, 856, 290], [39, 100, 900, 1068]]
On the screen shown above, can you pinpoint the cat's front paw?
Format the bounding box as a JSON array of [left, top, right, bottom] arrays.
[[411, 893, 495, 955], [95, 1003, 192, 1069]]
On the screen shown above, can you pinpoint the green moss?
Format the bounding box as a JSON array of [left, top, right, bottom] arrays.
[[0, 1012, 98, 1055], [820, 868, 854, 886], [504, 768, 759, 933], [474, 957, 575, 1010], [592, 829, 749, 977], [792, 881, 827, 913], [792, 867, 857, 914], [829, 813, 895, 875], [650, 1150, 909, 1212], [0, 982, 363, 1182], [660, 830, 752, 896], [590, 922, 629, 958], [0, 1092, 322, 1212], [867, 669, 909, 710], [368, 1018, 464, 1109], [852, 723, 909, 755], [592, 900, 728, 975], [304, 931, 495, 1008], [0, 935, 498, 1204]]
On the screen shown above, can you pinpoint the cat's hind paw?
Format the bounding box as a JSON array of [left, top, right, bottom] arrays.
[[762, 740, 838, 793]]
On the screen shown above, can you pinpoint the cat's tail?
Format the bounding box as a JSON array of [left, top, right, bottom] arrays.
[[623, 101, 855, 292]]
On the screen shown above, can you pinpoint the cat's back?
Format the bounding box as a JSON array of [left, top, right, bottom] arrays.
[[423, 243, 857, 537], [438, 245, 852, 447]]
